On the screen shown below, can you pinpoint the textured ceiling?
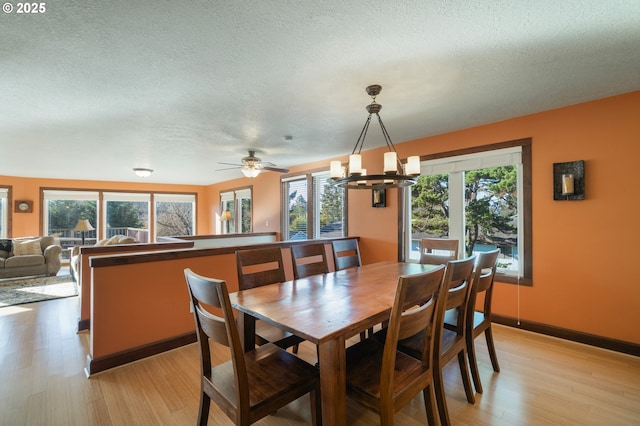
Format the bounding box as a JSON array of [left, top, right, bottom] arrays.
[[1, 1, 639, 185]]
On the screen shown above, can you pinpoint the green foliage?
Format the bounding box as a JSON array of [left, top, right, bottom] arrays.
[[411, 166, 518, 256], [411, 174, 449, 236], [106, 201, 146, 228], [289, 192, 307, 233], [319, 183, 343, 226], [48, 200, 97, 232]]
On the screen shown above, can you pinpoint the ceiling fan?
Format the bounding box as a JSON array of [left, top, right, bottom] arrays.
[[217, 150, 289, 178]]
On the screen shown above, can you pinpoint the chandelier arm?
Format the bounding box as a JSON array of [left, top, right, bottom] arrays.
[[353, 114, 373, 155], [376, 113, 405, 171]]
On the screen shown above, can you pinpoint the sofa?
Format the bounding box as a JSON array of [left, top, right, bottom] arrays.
[[0, 236, 62, 279], [70, 235, 138, 282]]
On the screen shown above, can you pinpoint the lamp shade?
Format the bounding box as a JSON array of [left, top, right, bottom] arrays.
[[73, 219, 94, 232], [220, 210, 233, 221]]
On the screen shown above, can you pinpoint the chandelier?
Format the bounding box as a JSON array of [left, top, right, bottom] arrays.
[[330, 85, 420, 189]]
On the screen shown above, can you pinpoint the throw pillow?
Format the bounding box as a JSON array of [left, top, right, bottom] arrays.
[[13, 238, 43, 256], [118, 236, 137, 244], [0, 239, 12, 253]]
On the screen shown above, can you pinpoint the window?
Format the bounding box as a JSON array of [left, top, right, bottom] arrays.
[[0, 187, 8, 238], [154, 193, 196, 238], [282, 172, 346, 240], [103, 192, 150, 243], [220, 187, 252, 234], [43, 190, 99, 248], [404, 139, 532, 284]]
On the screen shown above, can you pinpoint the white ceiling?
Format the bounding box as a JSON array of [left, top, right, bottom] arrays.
[[2, 1, 639, 185]]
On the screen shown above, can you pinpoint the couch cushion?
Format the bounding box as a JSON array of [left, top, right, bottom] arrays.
[[13, 238, 43, 256], [0, 250, 9, 259], [118, 236, 137, 244], [0, 258, 5, 268], [5, 254, 45, 268], [0, 239, 12, 253], [95, 238, 110, 246], [106, 235, 122, 245]]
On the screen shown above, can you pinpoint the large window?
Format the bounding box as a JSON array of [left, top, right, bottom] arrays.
[[0, 187, 8, 238], [282, 172, 346, 240], [155, 193, 196, 238], [42, 189, 196, 245], [43, 190, 99, 248], [404, 140, 532, 284], [220, 187, 252, 234]]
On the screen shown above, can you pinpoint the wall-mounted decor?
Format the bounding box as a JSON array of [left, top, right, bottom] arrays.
[[14, 200, 33, 213], [553, 160, 585, 200], [372, 189, 386, 208]]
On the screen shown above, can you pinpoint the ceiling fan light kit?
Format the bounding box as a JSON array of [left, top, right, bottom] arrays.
[[218, 150, 289, 178], [330, 85, 420, 189]]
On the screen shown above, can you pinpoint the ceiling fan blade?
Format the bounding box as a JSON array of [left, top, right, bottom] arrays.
[[263, 166, 289, 173], [216, 166, 242, 171], [217, 162, 243, 166]]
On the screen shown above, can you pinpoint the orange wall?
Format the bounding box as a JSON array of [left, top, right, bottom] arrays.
[[210, 91, 640, 344], [0, 176, 211, 237]]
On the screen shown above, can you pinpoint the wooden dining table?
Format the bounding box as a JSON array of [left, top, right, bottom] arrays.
[[228, 261, 436, 426]]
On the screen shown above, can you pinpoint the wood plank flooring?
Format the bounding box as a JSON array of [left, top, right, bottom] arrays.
[[1, 294, 639, 425]]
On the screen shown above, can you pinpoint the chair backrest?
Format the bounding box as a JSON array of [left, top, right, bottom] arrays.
[[419, 238, 459, 265], [468, 249, 500, 319], [184, 269, 249, 411], [331, 239, 362, 270], [380, 265, 446, 393], [236, 247, 285, 290], [291, 243, 329, 279], [434, 255, 476, 344]]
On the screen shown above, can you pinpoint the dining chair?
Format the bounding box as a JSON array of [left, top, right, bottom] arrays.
[[184, 269, 321, 426], [331, 239, 373, 340], [444, 249, 501, 394], [291, 243, 330, 279], [397, 255, 476, 426], [331, 239, 362, 270], [419, 238, 459, 265], [345, 265, 447, 426], [236, 247, 304, 352]]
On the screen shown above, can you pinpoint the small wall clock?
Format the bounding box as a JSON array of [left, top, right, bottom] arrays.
[[14, 200, 33, 213]]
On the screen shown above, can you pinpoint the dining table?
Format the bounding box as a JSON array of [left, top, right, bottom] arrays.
[[228, 261, 436, 426]]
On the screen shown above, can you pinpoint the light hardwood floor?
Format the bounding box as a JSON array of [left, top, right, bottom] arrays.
[[1, 294, 639, 425]]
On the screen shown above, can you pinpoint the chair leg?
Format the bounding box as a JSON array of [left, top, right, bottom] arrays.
[[422, 384, 440, 426], [293, 343, 299, 354], [467, 335, 483, 394], [485, 327, 501, 372], [197, 392, 211, 426], [457, 350, 475, 404], [310, 386, 322, 426], [434, 358, 451, 426]]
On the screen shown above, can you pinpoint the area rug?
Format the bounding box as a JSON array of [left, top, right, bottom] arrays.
[[0, 274, 78, 307]]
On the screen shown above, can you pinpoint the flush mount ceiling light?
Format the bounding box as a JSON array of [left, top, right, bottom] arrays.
[[133, 168, 153, 177], [330, 85, 420, 189]]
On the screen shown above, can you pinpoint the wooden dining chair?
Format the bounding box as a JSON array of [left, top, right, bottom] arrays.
[[420, 238, 459, 265], [444, 249, 501, 394], [345, 265, 447, 426], [291, 243, 329, 279], [331, 239, 362, 270], [236, 247, 304, 352], [184, 269, 321, 426], [398, 255, 476, 426]]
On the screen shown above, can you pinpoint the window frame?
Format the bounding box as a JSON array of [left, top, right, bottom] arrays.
[[40, 188, 197, 243], [0, 186, 10, 238], [399, 138, 532, 285], [219, 186, 252, 234], [281, 170, 348, 240]]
